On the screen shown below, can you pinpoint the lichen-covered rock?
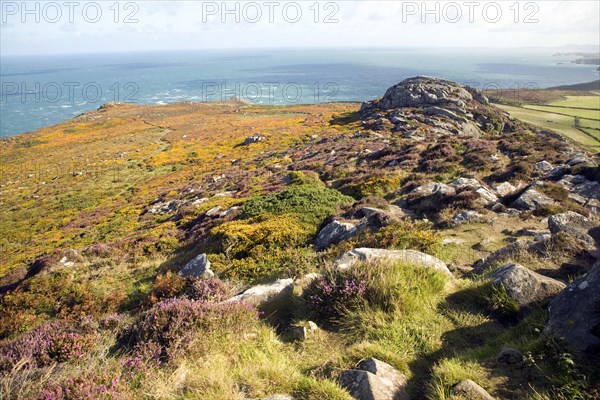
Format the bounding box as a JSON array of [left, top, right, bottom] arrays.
[[535, 161, 553, 173], [489, 263, 565, 310], [179, 253, 214, 278], [470, 240, 533, 275], [453, 210, 483, 226], [410, 182, 456, 198], [545, 260, 600, 354], [511, 188, 554, 211], [315, 220, 359, 250], [449, 177, 482, 191], [548, 211, 599, 256], [494, 182, 517, 197], [225, 278, 294, 308], [378, 76, 473, 109], [339, 358, 409, 400], [334, 248, 451, 276]]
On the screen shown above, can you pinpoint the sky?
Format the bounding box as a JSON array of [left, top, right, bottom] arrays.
[[1, 0, 599, 55]]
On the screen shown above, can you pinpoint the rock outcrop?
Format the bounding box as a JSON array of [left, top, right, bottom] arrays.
[[545, 260, 600, 354], [315, 220, 361, 250], [225, 278, 294, 308], [489, 263, 565, 311], [378, 76, 474, 109], [334, 248, 451, 276], [339, 358, 409, 400], [511, 188, 555, 211], [548, 211, 599, 256], [179, 253, 214, 278]]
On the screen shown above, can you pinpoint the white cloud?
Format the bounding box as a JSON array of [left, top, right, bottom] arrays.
[[0, 0, 598, 55]]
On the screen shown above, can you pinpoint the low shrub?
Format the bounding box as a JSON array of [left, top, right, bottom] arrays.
[[124, 298, 259, 362], [186, 278, 234, 302], [304, 261, 448, 325], [462, 139, 497, 170], [339, 172, 404, 199], [0, 320, 97, 372], [351, 220, 441, 254], [149, 271, 185, 304], [33, 371, 122, 400], [238, 185, 353, 227], [303, 271, 368, 321], [210, 214, 311, 259], [218, 246, 320, 283], [419, 143, 461, 173], [285, 170, 325, 187]]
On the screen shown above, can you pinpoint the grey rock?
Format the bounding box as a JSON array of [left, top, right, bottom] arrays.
[[339, 358, 409, 400], [466, 86, 490, 105], [179, 253, 214, 278], [287, 321, 318, 341], [450, 177, 482, 191], [535, 161, 553, 173], [334, 248, 452, 277], [225, 278, 294, 308], [567, 155, 597, 168], [358, 205, 417, 222], [453, 210, 483, 226], [316, 220, 359, 250], [244, 135, 263, 145], [205, 206, 222, 217], [545, 259, 600, 354], [423, 106, 467, 123], [474, 187, 499, 206], [489, 263, 566, 309], [410, 182, 456, 198], [548, 211, 599, 255], [452, 379, 494, 400], [512, 188, 555, 211], [262, 395, 294, 400], [378, 76, 473, 110], [557, 175, 600, 209], [502, 208, 521, 216], [459, 121, 481, 137], [148, 200, 179, 215], [470, 240, 532, 275]]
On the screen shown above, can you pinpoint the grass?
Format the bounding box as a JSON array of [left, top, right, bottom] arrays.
[[523, 105, 600, 121], [549, 96, 600, 109], [496, 104, 600, 150], [492, 89, 600, 150]]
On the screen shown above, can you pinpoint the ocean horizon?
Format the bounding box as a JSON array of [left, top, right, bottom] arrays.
[[1, 47, 598, 138]]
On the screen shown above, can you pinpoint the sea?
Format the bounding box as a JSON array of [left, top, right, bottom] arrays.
[[1, 48, 599, 137]]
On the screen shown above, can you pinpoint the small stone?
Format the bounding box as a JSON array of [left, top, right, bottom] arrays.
[[452, 379, 494, 400], [535, 161, 553, 173]]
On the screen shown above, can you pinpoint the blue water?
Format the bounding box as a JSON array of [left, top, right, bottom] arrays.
[[1, 48, 598, 137]]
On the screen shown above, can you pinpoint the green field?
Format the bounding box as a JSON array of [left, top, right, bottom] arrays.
[[549, 95, 600, 109], [497, 104, 600, 150], [524, 104, 600, 120], [494, 91, 600, 151]]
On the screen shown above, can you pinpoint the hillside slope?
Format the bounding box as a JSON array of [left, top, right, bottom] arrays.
[[1, 77, 599, 400]]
